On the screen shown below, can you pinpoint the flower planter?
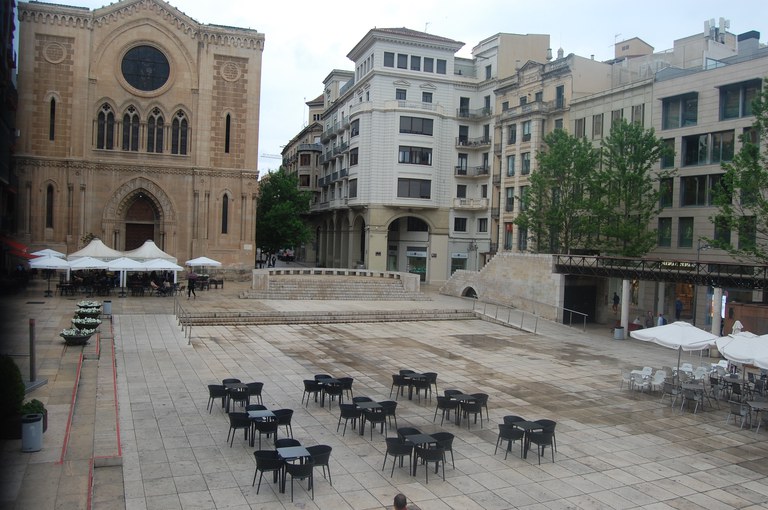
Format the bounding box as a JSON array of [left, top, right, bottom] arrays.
[[71, 318, 101, 330], [60, 333, 93, 345], [77, 300, 102, 309], [75, 311, 101, 319]]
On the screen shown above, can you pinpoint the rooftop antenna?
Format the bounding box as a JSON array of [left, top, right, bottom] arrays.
[[424, 22, 430, 33]]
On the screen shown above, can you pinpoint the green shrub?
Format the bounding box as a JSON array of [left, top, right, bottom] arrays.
[[21, 399, 45, 415], [0, 355, 25, 419]]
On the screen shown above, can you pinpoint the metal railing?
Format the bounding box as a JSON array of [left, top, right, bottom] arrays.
[[174, 298, 193, 344], [472, 298, 588, 332]]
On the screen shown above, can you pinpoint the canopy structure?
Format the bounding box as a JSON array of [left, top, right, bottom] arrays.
[[185, 256, 221, 267], [630, 321, 718, 381], [144, 258, 184, 271], [68, 256, 110, 270], [31, 248, 66, 258], [716, 332, 768, 370], [123, 240, 177, 263], [29, 255, 70, 297], [68, 238, 123, 261], [108, 257, 146, 296]]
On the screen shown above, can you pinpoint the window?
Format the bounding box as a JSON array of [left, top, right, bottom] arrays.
[[574, 118, 585, 138], [659, 177, 673, 207], [508, 124, 517, 144], [96, 104, 115, 149], [351, 119, 359, 137], [422, 92, 432, 103], [224, 114, 231, 153], [397, 178, 431, 198], [395, 88, 407, 101], [662, 93, 698, 129], [658, 218, 672, 247], [300, 154, 311, 166], [517, 226, 528, 251], [436, 59, 446, 74], [519, 186, 528, 211], [397, 54, 408, 69], [398, 146, 432, 165], [504, 223, 514, 250], [410, 55, 421, 71], [611, 109, 623, 124], [592, 114, 603, 139], [631, 104, 644, 125], [49, 98, 56, 141], [682, 134, 708, 166], [738, 216, 756, 250], [522, 121, 531, 142], [714, 216, 731, 245], [299, 175, 310, 187], [424, 57, 433, 72], [221, 194, 229, 234], [456, 184, 467, 199], [711, 131, 735, 163], [407, 217, 429, 231], [481, 184, 488, 198], [454, 217, 467, 232], [521, 152, 531, 175], [554, 119, 563, 130], [384, 52, 394, 67], [555, 85, 565, 109], [147, 107, 164, 153], [505, 187, 515, 211], [485, 65, 492, 80], [710, 174, 732, 205], [721, 79, 761, 119], [534, 91, 543, 102], [350, 148, 358, 166], [45, 184, 54, 229], [678, 217, 694, 248], [457, 153, 467, 174], [121, 45, 169, 92], [506, 155, 515, 177], [171, 110, 188, 155], [502, 101, 509, 111], [478, 218, 488, 233], [661, 139, 675, 169], [399, 116, 434, 135], [122, 106, 139, 151], [348, 179, 358, 198], [681, 176, 707, 206], [519, 96, 527, 106]]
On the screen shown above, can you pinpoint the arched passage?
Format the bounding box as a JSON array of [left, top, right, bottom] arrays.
[[386, 215, 430, 282]]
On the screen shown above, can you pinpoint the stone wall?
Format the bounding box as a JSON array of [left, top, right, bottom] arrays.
[[440, 252, 564, 320]]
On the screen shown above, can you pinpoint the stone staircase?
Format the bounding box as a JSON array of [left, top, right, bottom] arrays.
[[180, 308, 477, 326], [241, 275, 431, 301]]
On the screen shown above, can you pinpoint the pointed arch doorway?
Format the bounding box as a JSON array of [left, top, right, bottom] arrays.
[[124, 192, 159, 250]]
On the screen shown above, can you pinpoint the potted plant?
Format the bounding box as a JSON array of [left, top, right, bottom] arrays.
[[0, 355, 26, 439], [77, 300, 102, 309], [75, 307, 102, 319], [20, 399, 47, 433], [71, 316, 101, 330], [60, 327, 96, 345]]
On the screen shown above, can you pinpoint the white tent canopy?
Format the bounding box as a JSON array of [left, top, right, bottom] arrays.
[[123, 240, 177, 263], [31, 248, 66, 258], [67, 239, 123, 261], [144, 258, 184, 271], [68, 256, 110, 270], [29, 255, 70, 269], [715, 332, 768, 370], [185, 256, 221, 267], [630, 321, 718, 380]]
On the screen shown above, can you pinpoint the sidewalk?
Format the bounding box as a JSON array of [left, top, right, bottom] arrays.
[[2, 273, 768, 510]]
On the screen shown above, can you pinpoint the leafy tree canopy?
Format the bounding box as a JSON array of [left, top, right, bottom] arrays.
[[255, 168, 313, 254]]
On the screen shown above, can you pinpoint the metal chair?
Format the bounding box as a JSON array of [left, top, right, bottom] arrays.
[[336, 404, 361, 436], [413, 445, 445, 483], [206, 384, 226, 413], [284, 459, 314, 502], [252, 450, 284, 493], [301, 379, 322, 407], [382, 437, 413, 477], [246, 382, 264, 406], [389, 374, 409, 400], [225, 412, 250, 447], [433, 396, 458, 425], [307, 445, 332, 487], [273, 408, 294, 438], [495, 423, 525, 459]]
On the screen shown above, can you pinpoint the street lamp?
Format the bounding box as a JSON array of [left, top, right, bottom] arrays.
[[693, 239, 711, 326]]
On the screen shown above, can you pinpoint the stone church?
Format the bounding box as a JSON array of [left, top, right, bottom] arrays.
[[13, 0, 263, 268]]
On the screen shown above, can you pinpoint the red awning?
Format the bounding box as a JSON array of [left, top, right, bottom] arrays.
[[8, 249, 35, 260], [0, 236, 30, 254]]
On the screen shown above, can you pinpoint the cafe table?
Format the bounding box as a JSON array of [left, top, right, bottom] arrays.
[[747, 401, 768, 434], [316, 378, 341, 407], [449, 394, 477, 426], [355, 401, 382, 435], [510, 420, 544, 459], [247, 409, 276, 446], [403, 433, 437, 475], [224, 382, 248, 412], [403, 373, 427, 400], [276, 446, 310, 493]]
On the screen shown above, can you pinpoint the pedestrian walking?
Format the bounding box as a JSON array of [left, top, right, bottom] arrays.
[[186, 268, 197, 299]]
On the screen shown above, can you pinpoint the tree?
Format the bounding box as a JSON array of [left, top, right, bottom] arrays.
[[514, 129, 601, 253], [710, 83, 768, 264], [255, 168, 313, 255], [595, 119, 675, 257]]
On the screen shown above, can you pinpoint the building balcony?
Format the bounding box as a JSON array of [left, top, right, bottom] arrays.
[[453, 198, 489, 210], [455, 136, 491, 149], [494, 143, 502, 155], [456, 107, 493, 119], [455, 166, 490, 178], [500, 100, 552, 120], [339, 167, 348, 178], [492, 174, 501, 185], [298, 143, 323, 152]]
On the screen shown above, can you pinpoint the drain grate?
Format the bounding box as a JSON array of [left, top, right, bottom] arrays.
[[26, 301, 46, 304]]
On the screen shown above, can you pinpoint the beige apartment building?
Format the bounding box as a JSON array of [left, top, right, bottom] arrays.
[[13, 0, 263, 267]]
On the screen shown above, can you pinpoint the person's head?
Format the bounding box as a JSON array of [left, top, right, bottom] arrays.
[[393, 493, 407, 510]]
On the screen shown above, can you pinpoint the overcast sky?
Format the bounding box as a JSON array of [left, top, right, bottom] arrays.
[[19, 1, 763, 175]]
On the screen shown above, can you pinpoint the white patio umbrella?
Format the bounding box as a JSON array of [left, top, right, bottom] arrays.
[[716, 332, 768, 371], [108, 257, 146, 296], [31, 248, 66, 258], [630, 321, 718, 382], [29, 255, 70, 296], [68, 256, 110, 270], [185, 256, 222, 268], [144, 258, 184, 283]]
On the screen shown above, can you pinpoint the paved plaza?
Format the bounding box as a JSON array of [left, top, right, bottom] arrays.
[[2, 274, 768, 510]]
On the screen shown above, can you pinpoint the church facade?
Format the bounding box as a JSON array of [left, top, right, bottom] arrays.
[[13, 0, 263, 268]]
